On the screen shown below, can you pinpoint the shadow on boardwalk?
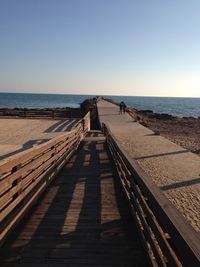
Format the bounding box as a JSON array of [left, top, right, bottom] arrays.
[[0, 132, 147, 267]]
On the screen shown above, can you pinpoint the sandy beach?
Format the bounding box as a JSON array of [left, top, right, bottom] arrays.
[[0, 118, 79, 160]]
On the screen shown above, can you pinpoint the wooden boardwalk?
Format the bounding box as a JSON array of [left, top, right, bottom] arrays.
[[0, 131, 147, 267]]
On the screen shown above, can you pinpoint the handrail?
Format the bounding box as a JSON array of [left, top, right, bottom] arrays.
[[0, 112, 90, 246], [0, 108, 82, 119], [82, 111, 90, 134], [102, 123, 200, 267]]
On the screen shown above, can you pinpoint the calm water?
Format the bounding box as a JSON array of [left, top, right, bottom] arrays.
[[0, 93, 200, 118]]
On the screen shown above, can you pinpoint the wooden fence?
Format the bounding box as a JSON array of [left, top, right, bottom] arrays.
[[82, 111, 90, 135], [0, 112, 90, 246], [0, 108, 82, 118], [102, 123, 200, 267]]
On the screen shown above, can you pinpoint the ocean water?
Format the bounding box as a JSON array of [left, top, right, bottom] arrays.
[[110, 95, 200, 118], [0, 93, 200, 118], [0, 93, 93, 109]]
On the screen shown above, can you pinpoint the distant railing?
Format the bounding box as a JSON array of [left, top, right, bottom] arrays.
[[0, 112, 90, 246], [102, 123, 200, 267], [82, 111, 90, 135], [0, 108, 82, 118]]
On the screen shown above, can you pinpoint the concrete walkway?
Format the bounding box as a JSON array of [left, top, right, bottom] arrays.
[[97, 100, 200, 232]]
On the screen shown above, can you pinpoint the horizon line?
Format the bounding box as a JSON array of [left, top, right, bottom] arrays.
[[0, 91, 200, 99]]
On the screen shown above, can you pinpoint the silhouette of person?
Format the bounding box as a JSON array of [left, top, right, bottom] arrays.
[[122, 102, 126, 113], [119, 102, 123, 114]]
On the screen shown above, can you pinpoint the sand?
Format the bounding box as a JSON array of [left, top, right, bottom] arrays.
[[0, 118, 79, 160]]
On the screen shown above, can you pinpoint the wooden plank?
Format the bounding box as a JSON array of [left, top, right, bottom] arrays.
[[0, 148, 55, 194], [111, 142, 181, 266], [0, 129, 77, 175], [108, 145, 159, 266], [103, 123, 200, 267], [0, 108, 82, 119], [0, 124, 81, 223], [130, 182, 181, 267], [0, 133, 77, 197], [0, 133, 147, 267], [0, 146, 75, 245], [0, 142, 76, 222]]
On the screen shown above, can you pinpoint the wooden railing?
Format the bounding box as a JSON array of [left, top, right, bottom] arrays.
[[82, 111, 90, 135], [0, 108, 82, 118], [102, 123, 200, 267], [0, 112, 90, 246]]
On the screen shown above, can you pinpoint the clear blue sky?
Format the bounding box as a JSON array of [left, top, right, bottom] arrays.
[[1, 0, 200, 97]]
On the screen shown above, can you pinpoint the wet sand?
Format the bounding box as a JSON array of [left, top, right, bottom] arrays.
[[0, 118, 79, 160]]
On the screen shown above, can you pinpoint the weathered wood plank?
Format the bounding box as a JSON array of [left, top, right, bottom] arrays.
[[103, 123, 200, 267], [0, 129, 77, 175], [0, 132, 147, 267], [0, 113, 90, 246]]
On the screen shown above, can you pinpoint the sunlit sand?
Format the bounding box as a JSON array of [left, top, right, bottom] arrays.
[[0, 118, 79, 160]]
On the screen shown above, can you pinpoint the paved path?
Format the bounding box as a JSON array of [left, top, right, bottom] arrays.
[[97, 100, 200, 232], [0, 131, 147, 267]]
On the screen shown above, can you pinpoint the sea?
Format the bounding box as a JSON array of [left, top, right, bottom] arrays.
[[0, 92, 200, 118]]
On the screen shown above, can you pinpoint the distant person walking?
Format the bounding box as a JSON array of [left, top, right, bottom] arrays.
[[119, 101, 126, 114], [122, 102, 127, 113], [119, 102, 123, 114]]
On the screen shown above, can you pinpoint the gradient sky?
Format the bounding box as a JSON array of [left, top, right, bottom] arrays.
[[1, 0, 200, 97]]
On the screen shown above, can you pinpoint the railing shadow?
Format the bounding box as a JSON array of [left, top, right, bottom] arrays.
[[0, 139, 92, 265], [135, 149, 188, 160], [0, 136, 146, 266], [160, 177, 200, 191], [0, 139, 50, 160]]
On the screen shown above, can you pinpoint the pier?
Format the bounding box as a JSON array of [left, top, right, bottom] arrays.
[[97, 100, 200, 232], [0, 101, 200, 267]]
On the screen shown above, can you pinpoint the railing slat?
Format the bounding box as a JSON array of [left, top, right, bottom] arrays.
[[0, 127, 80, 175], [0, 112, 90, 246], [102, 123, 200, 267]]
